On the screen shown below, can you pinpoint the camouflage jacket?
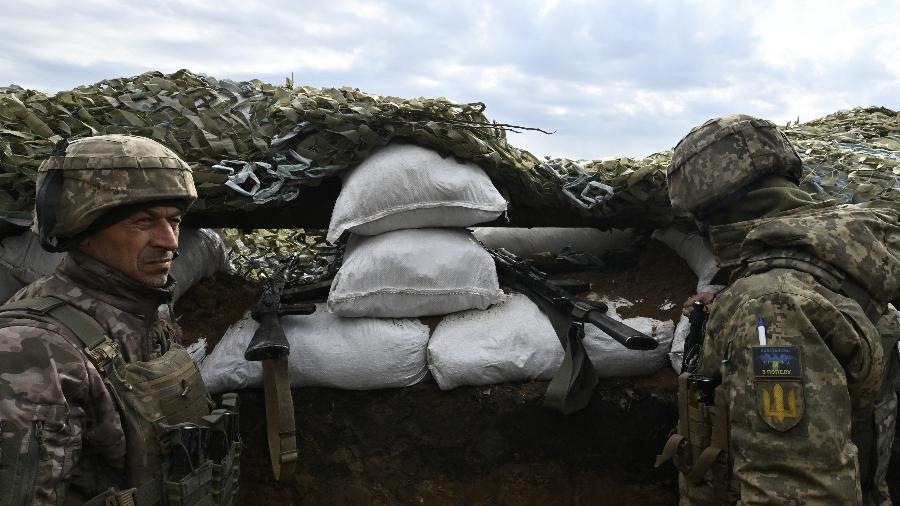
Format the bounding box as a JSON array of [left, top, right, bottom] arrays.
[[0, 251, 180, 505], [696, 204, 900, 505]]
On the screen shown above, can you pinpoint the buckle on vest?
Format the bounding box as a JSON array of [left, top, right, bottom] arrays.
[[86, 340, 120, 369], [104, 487, 137, 506]]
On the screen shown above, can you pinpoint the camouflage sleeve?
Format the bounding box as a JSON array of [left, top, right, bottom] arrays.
[[698, 271, 883, 504], [0, 323, 125, 505]]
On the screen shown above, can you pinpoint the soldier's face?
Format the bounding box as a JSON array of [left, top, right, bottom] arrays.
[[78, 206, 182, 287]]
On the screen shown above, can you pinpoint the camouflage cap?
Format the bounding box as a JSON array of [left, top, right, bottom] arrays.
[[34, 134, 197, 248], [667, 114, 802, 216]]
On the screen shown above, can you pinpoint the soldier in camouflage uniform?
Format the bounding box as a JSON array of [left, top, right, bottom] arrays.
[[660, 115, 899, 504], [0, 135, 237, 505]]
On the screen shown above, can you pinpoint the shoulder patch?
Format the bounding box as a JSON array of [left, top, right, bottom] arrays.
[[753, 346, 805, 431], [755, 380, 805, 431], [752, 346, 801, 378]]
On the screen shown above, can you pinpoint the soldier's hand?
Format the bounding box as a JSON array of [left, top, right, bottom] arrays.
[[682, 292, 715, 315]]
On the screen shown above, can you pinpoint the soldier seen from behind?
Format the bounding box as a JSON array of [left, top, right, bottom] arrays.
[[658, 115, 899, 504], [0, 135, 240, 505]]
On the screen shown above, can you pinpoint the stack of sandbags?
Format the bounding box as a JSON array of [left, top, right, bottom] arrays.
[[323, 142, 542, 389], [326, 143, 507, 318], [202, 144, 515, 392], [0, 227, 229, 302]]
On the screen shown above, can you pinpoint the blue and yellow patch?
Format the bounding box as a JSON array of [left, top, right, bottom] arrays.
[[753, 346, 804, 431], [752, 346, 802, 378]]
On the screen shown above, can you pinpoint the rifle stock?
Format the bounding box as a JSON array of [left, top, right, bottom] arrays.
[[245, 312, 290, 361], [243, 254, 316, 362]]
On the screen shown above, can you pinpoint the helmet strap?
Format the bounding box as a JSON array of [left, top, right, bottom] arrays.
[[36, 169, 69, 253]]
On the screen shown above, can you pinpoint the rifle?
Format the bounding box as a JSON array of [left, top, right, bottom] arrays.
[[243, 254, 316, 481], [489, 248, 658, 351], [488, 247, 657, 414], [244, 254, 317, 361], [680, 300, 707, 374]]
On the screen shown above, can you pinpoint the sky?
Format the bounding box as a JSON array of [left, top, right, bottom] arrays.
[[1, 0, 898, 160]]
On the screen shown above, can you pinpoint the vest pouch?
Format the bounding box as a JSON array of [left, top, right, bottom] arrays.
[[202, 409, 241, 506], [158, 422, 214, 506], [210, 442, 240, 506], [115, 344, 211, 427], [659, 374, 737, 505], [165, 461, 214, 506], [102, 344, 212, 502]]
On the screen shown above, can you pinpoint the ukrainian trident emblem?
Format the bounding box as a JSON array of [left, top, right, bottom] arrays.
[[756, 381, 804, 431]]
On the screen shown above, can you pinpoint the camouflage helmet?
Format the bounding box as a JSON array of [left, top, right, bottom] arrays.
[[35, 134, 197, 251], [667, 114, 802, 217]]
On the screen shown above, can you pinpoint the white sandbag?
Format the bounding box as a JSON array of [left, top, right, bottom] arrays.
[[0, 231, 64, 284], [470, 227, 635, 257], [668, 313, 690, 374], [169, 228, 230, 301], [327, 143, 507, 243], [651, 227, 722, 293], [0, 228, 228, 301], [200, 305, 430, 394], [584, 301, 675, 378], [427, 293, 562, 390], [328, 228, 505, 318]]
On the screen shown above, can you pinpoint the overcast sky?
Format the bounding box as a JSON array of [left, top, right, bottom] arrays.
[[1, 0, 898, 160]]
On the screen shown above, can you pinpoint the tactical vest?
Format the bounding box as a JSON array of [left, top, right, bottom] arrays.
[[0, 297, 240, 506]]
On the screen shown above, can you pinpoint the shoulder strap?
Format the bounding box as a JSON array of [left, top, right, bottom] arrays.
[[0, 296, 118, 369]]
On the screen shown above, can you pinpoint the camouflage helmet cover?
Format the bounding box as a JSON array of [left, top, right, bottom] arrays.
[[667, 114, 802, 216], [35, 134, 197, 242]]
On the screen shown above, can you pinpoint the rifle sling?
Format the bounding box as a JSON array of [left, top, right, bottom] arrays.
[[543, 322, 598, 414], [517, 280, 598, 415], [263, 356, 298, 481]]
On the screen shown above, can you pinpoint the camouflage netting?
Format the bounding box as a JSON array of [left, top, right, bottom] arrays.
[[0, 69, 557, 226], [221, 228, 342, 284], [1, 70, 898, 234], [784, 107, 900, 205]]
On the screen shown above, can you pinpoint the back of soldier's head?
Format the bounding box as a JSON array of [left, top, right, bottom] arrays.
[[667, 114, 802, 220], [34, 134, 197, 252]]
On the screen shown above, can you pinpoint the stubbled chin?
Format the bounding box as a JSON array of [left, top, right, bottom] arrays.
[[139, 268, 170, 288], [139, 274, 169, 288]]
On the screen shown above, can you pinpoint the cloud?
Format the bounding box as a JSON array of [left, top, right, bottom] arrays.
[[1, 0, 898, 159]]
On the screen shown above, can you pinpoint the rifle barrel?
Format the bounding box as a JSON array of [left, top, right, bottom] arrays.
[[585, 309, 658, 350]]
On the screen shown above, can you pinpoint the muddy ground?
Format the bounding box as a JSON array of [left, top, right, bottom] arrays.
[[176, 239, 900, 505]]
